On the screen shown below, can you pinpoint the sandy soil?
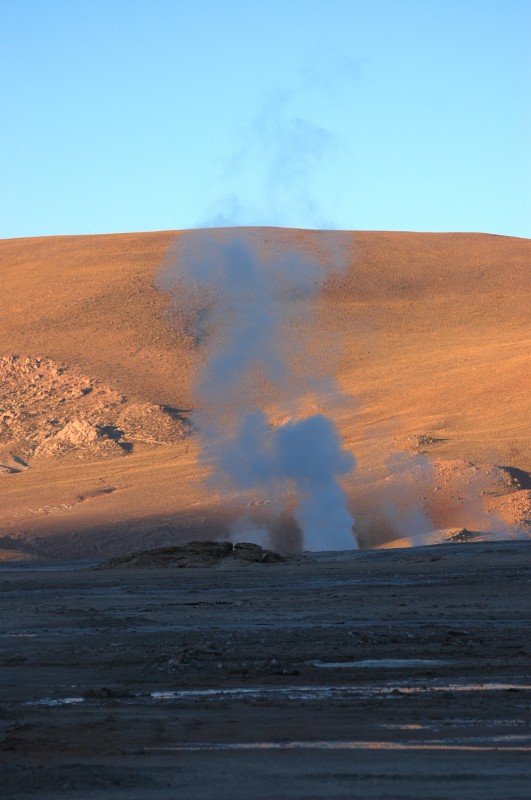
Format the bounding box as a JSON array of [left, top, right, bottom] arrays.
[[1, 539, 530, 799], [1, 228, 530, 558], [1, 229, 530, 797]]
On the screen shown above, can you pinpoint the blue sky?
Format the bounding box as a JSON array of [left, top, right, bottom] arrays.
[[1, 0, 529, 239]]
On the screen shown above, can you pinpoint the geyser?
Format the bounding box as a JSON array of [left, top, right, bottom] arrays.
[[159, 231, 357, 551]]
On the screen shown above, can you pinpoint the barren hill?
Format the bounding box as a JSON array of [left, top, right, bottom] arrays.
[[1, 228, 530, 559]]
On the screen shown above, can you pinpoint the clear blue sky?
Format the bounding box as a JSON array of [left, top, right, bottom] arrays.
[[1, 0, 529, 239]]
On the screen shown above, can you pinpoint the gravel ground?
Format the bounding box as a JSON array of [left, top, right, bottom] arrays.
[[1, 539, 530, 799]]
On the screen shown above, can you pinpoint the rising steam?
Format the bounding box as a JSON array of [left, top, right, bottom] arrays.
[[159, 231, 357, 551]]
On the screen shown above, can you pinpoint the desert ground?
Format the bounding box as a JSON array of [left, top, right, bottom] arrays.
[[1, 227, 530, 797], [0, 227, 530, 557], [1, 540, 530, 799]]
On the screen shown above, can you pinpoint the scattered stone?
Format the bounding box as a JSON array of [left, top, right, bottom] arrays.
[[409, 434, 440, 448], [0, 464, 19, 475], [233, 542, 285, 563]]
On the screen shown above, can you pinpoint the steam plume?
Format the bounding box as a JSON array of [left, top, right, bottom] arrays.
[[380, 452, 435, 545], [159, 230, 357, 551], [202, 86, 338, 229]]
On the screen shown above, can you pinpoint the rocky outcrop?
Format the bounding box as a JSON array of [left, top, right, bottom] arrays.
[[33, 419, 124, 458], [0, 354, 190, 464], [97, 540, 285, 569]]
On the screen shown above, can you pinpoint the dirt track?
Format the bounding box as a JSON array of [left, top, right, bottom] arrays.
[[1, 539, 530, 799]]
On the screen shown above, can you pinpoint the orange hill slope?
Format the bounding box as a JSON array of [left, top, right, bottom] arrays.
[[1, 228, 530, 559]]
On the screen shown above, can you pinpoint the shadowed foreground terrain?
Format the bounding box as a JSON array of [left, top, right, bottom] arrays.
[[0, 540, 530, 799], [1, 227, 530, 557]]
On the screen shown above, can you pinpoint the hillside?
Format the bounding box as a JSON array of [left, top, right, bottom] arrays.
[[1, 228, 530, 559]]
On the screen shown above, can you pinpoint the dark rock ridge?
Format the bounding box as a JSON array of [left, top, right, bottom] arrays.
[[96, 540, 285, 569]]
